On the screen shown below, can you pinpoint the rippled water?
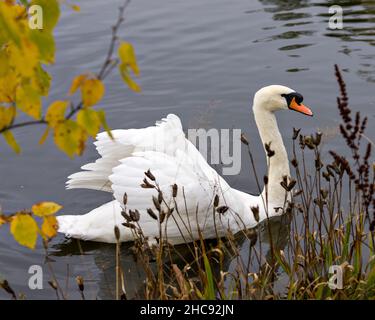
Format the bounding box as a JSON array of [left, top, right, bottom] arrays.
[[0, 0, 374, 299]]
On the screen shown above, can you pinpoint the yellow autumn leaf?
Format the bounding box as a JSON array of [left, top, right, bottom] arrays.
[[0, 106, 16, 131], [3, 130, 21, 154], [16, 83, 42, 119], [32, 65, 51, 96], [77, 108, 101, 138], [10, 214, 39, 249], [0, 49, 10, 77], [69, 74, 87, 96], [118, 42, 140, 76], [54, 119, 87, 157], [0, 2, 22, 47], [41, 216, 58, 239], [81, 78, 105, 107], [8, 40, 39, 78], [45, 100, 68, 127], [119, 63, 141, 92], [30, 28, 56, 64], [0, 72, 19, 103], [32, 201, 62, 217], [38, 127, 49, 145], [97, 109, 113, 139]]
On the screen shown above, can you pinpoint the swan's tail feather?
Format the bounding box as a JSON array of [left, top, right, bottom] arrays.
[[57, 215, 86, 240]]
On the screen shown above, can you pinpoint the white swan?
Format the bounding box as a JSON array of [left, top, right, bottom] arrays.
[[57, 85, 312, 244]]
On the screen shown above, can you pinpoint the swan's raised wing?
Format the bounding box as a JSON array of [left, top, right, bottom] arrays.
[[66, 114, 189, 192], [109, 150, 246, 243]]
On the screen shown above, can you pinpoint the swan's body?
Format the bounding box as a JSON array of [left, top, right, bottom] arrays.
[[57, 85, 312, 244]]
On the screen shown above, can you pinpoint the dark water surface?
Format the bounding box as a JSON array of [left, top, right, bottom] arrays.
[[0, 0, 374, 299]]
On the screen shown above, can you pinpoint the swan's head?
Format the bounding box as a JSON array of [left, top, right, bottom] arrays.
[[253, 85, 313, 116]]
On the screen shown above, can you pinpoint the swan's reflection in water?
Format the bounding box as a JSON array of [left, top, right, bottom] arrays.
[[52, 215, 291, 299]]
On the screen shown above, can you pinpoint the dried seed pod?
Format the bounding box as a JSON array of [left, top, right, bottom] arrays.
[[121, 210, 132, 222], [76, 276, 84, 292], [251, 206, 260, 222], [291, 158, 298, 168], [263, 175, 269, 185], [280, 175, 288, 191], [172, 184, 178, 197], [265, 143, 275, 157], [322, 171, 330, 182], [248, 228, 258, 246], [152, 196, 161, 211], [129, 209, 140, 222], [288, 179, 296, 191], [320, 189, 328, 199], [141, 178, 154, 189], [159, 211, 167, 224], [158, 191, 163, 204], [216, 206, 229, 214], [315, 157, 323, 171], [122, 222, 136, 229], [214, 194, 219, 207], [123, 193, 128, 205], [48, 280, 58, 290], [114, 226, 120, 240], [293, 128, 301, 140], [313, 198, 326, 207], [299, 135, 305, 149], [314, 132, 322, 146], [147, 208, 158, 220], [240, 133, 249, 145], [304, 136, 315, 149], [145, 169, 156, 181]]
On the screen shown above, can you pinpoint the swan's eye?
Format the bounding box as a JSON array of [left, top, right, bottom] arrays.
[[281, 92, 304, 106]]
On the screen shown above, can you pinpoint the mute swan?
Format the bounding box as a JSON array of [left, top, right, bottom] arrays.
[[57, 85, 312, 244]]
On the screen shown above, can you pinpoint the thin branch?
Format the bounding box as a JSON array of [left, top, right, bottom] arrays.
[[0, 0, 131, 135], [98, 0, 131, 80]]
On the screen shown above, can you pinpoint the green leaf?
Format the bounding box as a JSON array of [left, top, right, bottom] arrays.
[[97, 109, 113, 139], [77, 108, 101, 138], [45, 100, 68, 127], [30, 0, 60, 32], [203, 253, 215, 300], [0, 3, 21, 48], [119, 63, 141, 92], [33, 64, 51, 96], [30, 29, 55, 64], [16, 83, 42, 119], [0, 50, 10, 77], [118, 42, 140, 76], [53, 120, 87, 157]]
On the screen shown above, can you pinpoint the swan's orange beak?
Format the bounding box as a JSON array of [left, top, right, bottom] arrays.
[[289, 97, 313, 116]]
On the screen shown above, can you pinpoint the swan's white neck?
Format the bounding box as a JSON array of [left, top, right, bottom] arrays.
[[253, 104, 290, 208]]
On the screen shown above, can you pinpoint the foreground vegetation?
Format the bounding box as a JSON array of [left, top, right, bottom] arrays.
[[111, 65, 375, 300]]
